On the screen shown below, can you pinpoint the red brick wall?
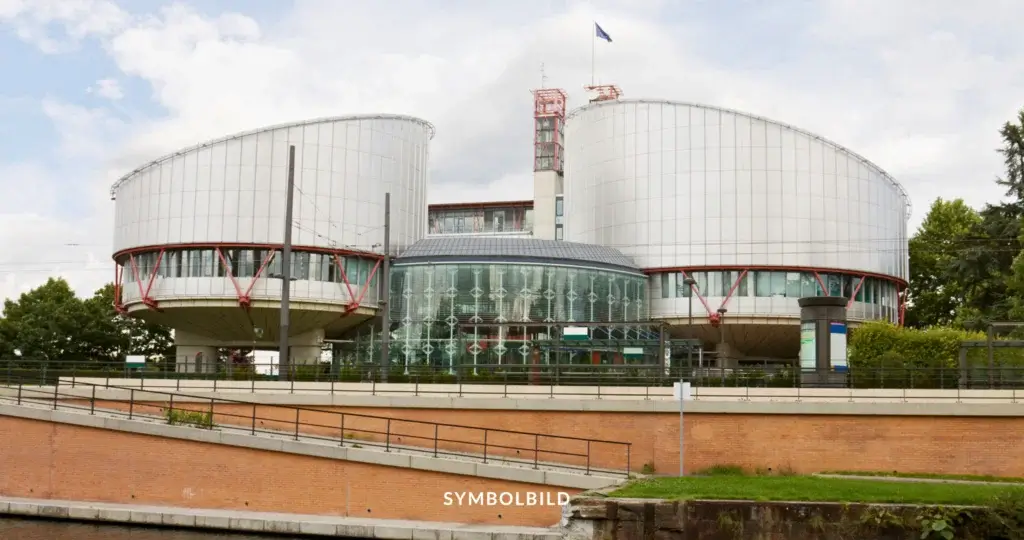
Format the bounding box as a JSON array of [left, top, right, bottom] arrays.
[[0, 415, 578, 527], [66, 400, 1024, 477]]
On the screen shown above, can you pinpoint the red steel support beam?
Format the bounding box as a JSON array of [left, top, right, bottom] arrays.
[[344, 258, 383, 315], [214, 247, 245, 301], [846, 276, 866, 309], [332, 254, 358, 305], [898, 285, 907, 327], [811, 271, 827, 295], [127, 251, 163, 310], [239, 250, 277, 308], [113, 264, 127, 314], [679, 270, 715, 318], [716, 269, 748, 316]]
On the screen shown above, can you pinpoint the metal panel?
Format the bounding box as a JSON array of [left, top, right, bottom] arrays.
[[564, 99, 909, 277], [111, 114, 434, 256], [563, 99, 910, 323], [397, 237, 640, 272]]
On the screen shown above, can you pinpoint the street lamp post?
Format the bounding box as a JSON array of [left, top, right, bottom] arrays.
[[683, 277, 697, 374]]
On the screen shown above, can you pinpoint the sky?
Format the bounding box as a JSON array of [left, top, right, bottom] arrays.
[[0, 0, 1022, 303]]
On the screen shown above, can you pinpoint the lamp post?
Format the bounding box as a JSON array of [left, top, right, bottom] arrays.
[[680, 277, 698, 479], [716, 307, 728, 372], [683, 277, 697, 374]]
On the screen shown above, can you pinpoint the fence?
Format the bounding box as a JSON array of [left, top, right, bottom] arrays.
[[0, 381, 631, 476], [3, 359, 1024, 389]]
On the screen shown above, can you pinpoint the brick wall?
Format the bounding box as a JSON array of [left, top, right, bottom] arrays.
[[0, 415, 577, 527], [64, 401, 1024, 477]]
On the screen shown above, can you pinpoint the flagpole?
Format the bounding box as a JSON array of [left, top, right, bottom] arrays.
[[591, 21, 595, 85]]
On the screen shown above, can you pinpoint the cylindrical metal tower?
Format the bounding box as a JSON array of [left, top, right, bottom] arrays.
[[110, 114, 434, 369], [563, 99, 910, 359]]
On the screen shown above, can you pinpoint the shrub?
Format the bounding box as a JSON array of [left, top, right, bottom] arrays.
[[165, 408, 214, 429], [848, 321, 1024, 388]]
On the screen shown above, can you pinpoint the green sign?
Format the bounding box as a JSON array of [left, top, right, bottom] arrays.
[[623, 347, 643, 358], [125, 355, 146, 368]]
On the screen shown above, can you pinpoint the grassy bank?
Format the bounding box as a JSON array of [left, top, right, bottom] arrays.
[[611, 467, 1024, 505], [821, 470, 1024, 484]]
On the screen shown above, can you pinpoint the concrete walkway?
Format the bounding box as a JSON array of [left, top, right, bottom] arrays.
[[0, 396, 625, 490], [0, 496, 562, 539]]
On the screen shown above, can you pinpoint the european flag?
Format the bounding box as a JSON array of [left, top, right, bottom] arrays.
[[595, 23, 612, 42]]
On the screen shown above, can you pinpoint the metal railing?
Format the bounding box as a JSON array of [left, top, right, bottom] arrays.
[[47, 377, 1024, 403], [0, 381, 631, 477], [4, 359, 1024, 390]]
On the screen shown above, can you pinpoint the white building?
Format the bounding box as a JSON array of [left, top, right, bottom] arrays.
[[110, 115, 433, 371]]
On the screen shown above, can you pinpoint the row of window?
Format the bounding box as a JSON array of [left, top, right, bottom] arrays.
[[390, 263, 649, 324], [120, 248, 380, 287], [428, 207, 534, 235], [657, 270, 897, 305]]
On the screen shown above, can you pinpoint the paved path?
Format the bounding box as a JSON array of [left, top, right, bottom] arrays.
[[0, 496, 562, 539]]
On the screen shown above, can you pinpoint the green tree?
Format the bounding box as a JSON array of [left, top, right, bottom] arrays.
[[81, 283, 173, 361], [949, 108, 1024, 324], [0, 278, 92, 362], [905, 198, 980, 327]]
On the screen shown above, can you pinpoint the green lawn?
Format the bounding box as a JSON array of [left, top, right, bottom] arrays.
[[610, 476, 1024, 505], [821, 470, 1024, 484]]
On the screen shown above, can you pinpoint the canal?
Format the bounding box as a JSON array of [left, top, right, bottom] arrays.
[[0, 517, 359, 539]]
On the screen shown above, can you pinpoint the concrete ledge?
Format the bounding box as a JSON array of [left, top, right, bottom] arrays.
[[0, 402, 621, 491], [53, 379, 1024, 404], [0, 496, 562, 539], [19, 383, 1024, 416]]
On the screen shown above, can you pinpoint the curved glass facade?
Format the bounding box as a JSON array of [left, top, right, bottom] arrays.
[[118, 247, 379, 288], [387, 262, 651, 369]]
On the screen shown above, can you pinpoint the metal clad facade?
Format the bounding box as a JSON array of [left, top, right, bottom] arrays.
[[563, 100, 909, 324], [111, 115, 432, 312], [112, 115, 432, 254]]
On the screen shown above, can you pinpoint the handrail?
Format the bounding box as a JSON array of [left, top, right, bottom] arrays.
[[3, 359, 1022, 390], [42, 378, 1024, 404], [0, 381, 632, 477]]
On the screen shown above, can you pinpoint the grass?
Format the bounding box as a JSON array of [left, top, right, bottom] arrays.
[[822, 470, 1024, 484], [610, 466, 1024, 505]]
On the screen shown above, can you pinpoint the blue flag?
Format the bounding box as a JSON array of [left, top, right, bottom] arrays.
[[595, 23, 612, 42]]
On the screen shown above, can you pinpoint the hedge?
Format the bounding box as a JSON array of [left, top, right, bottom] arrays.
[[848, 320, 1024, 388]]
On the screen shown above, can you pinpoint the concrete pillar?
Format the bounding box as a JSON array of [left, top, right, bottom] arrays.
[[173, 330, 219, 374], [288, 328, 325, 365], [797, 296, 848, 387], [533, 170, 561, 240]]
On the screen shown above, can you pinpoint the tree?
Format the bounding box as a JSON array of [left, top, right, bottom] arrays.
[[82, 284, 173, 361], [0, 279, 173, 364], [0, 278, 92, 362], [905, 198, 980, 327], [946, 108, 1024, 325]]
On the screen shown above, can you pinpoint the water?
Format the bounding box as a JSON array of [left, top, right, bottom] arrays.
[[0, 517, 357, 539]]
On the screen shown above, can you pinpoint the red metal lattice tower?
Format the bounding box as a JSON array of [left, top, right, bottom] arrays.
[[532, 88, 567, 173], [584, 84, 622, 103]]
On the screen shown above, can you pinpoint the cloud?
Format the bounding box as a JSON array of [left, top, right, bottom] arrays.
[[2, 0, 1024, 303], [88, 78, 123, 100]]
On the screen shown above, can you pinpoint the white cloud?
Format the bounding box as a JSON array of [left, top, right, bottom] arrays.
[[89, 78, 123, 100], [2, 0, 1024, 302]]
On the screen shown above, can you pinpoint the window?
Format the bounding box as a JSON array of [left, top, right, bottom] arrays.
[[555, 197, 564, 217], [555, 226, 564, 240]]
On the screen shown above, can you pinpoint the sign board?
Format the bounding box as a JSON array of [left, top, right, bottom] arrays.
[[623, 347, 643, 358], [673, 381, 692, 400], [562, 326, 589, 340], [799, 322, 816, 370], [125, 355, 146, 368], [830, 322, 848, 372]]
